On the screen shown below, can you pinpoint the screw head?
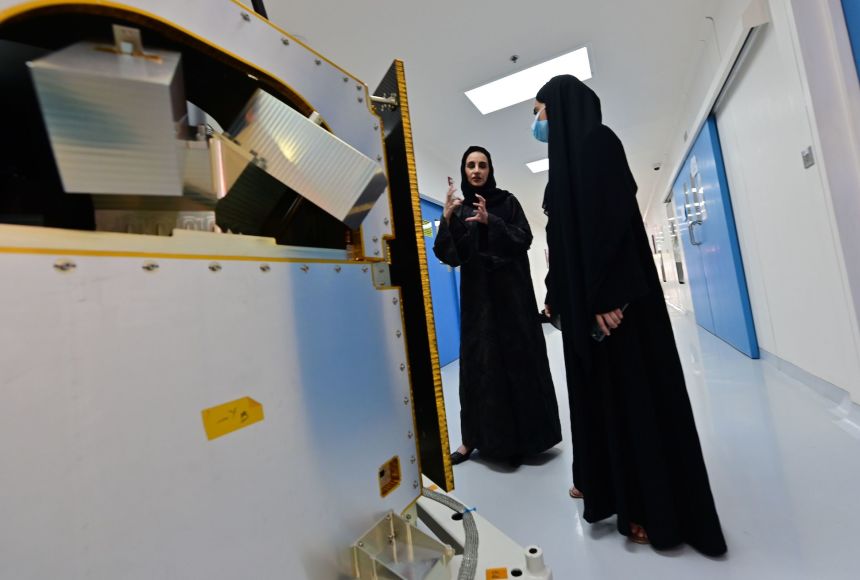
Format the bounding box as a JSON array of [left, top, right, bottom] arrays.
[[358, 96, 364, 103], [407, 430, 413, 439], [142, 262, 159, 272], [241, 12, 251, 21], [396, 330, 402, 338], [362, 266, 369, 273], [281, 37, 290, 46], [392, 297, 398, 305], [384, 218, 390, 226], [377, 155, 383, 162], [413, 480, 419, 489], [300, 265, 310, 273], [403, 397, 409, 405], [260, 264, 271, 272], [334, 265, 342, 273], [208, 262, 222, 272], [315, 59, 322, 66], [410, 455, 416, 464], [53, 259, 77, 272], [400, 363, 406, 372]]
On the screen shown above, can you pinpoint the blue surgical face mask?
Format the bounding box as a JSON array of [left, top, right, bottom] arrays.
[[532, 110, 548, 143]]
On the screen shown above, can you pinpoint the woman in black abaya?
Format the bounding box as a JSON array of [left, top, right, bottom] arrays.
[[434, 146, 561, 467], [534, 75, 727, 555]]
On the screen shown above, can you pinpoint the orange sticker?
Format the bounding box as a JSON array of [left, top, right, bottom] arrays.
[[486, 569, 508, 579]]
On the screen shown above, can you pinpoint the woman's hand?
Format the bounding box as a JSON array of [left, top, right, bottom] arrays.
[[544, 304, 552, 317], [595, 308, 624, 337], [443, 183, 462, 222], [465, 194, 488, 224]]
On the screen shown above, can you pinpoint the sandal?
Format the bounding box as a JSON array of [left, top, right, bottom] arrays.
[[629, 523, 649, 545], [568, 486, 584, 499], [450, 446, 473, 465]]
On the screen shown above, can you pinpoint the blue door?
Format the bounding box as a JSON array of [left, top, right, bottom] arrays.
[[673, 156, 716, 334], [420, 199, 461, 366], [672, 116, 759, 358]]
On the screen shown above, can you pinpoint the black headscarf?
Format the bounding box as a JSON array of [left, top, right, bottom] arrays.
[[458, 145, 511, 219], [537, 75, 639, 363]]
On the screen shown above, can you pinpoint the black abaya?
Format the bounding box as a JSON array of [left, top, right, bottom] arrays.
[[538, 76, 727, 556], [433, 146, 561, 462]]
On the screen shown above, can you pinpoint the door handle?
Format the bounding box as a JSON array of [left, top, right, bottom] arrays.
[[689, 221, 703, 246]]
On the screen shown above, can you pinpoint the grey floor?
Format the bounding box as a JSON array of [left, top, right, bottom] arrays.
[[440, 308, 860, 580]]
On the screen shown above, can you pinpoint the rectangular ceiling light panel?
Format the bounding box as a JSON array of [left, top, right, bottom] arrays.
[[465, 47, 592, 115]]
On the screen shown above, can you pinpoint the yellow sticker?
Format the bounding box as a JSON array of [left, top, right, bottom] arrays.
[[201, 397, 264, 440], [486, 569, 508, 579]]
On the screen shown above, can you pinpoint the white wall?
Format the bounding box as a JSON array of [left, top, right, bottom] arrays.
[[716, 4, 860, 400], [645, 0, 860, 403]]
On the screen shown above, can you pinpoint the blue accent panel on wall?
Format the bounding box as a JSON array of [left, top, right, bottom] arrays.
[[842, 0, 860, 81]]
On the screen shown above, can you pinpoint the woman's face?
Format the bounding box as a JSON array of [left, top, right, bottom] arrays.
[[464, 152, 490, 188], [533, 99, 547, 120]]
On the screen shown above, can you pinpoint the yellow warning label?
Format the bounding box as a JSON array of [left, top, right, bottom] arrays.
[[202, 397, 264, 440], [486, 569, 508, 579]]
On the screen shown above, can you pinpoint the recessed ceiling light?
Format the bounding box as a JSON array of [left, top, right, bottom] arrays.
[[527, 158, 549, 173], [465, 47, 592, 115]]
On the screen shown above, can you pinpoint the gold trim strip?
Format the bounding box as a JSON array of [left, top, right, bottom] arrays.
[[394, 60, 454, 491]]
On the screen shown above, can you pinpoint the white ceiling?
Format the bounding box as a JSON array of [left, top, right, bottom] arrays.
[[266, 0, 719, 224]]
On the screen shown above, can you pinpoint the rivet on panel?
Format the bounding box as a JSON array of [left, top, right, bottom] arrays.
[[374, 124, 379, 131], [358, 97, 364, 103], [384, 218, 390, 226], [343, 77, 349, 83], [407, 430, 413, 439], [356, 85, 362, 91], [396, 330, 402, 338], [374, 250, 380, 256], [413, 480, 419, 490], [410, 455, 416, 464], [377, 155, 383, 162], [142, 262, 159, 272], [53, 259, 77, 273], [281, 37, 290, 46], [241, 12, 251, 21], [372, 236, 379, 243], [315, 59, 322, 66], [300, 265, 310, 273], [362, 266, 369, 273], [209, 262, 222, 272], [400, 363, 406, 372], [260, 264, 271, 272], [403, 397, 409, 405], [334, 265, 342, 273], [392, 297, 398, 305]]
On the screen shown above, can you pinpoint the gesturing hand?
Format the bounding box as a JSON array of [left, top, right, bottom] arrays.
[[465, 194, 488, 224], [443, 182, 463, 222], [595, 308, 624, 337]]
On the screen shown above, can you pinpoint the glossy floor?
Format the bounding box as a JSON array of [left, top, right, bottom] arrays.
[[440, 309, 860, 580]]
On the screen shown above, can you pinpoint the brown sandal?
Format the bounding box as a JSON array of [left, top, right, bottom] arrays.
[[630, 523, 649, 545]]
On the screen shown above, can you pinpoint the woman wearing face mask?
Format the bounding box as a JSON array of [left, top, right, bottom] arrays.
[[433, 146, 562, 468], [533, 76, 726, 555]]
